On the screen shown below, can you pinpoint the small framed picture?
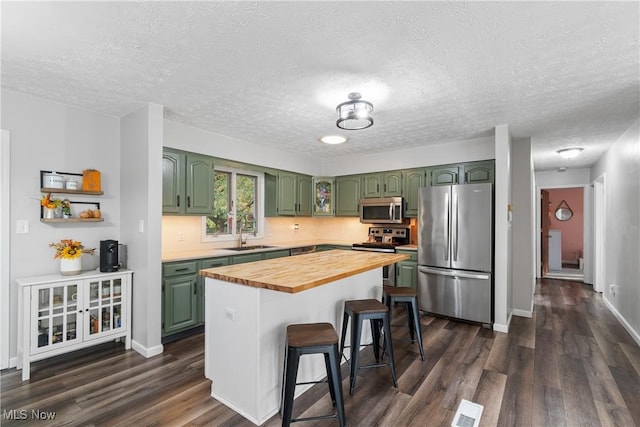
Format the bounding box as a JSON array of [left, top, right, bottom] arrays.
[[312, 177, 335, 216]]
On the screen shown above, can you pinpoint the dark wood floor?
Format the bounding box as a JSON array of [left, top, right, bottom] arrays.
[[2, 278, 639, 426]]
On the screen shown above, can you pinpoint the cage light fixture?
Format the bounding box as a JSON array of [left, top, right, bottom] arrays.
[[336, 92, 373, 130], [556, 147, 584, 159]]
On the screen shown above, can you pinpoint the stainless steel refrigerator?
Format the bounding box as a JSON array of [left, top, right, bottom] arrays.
[[417, 183, 493, 326]]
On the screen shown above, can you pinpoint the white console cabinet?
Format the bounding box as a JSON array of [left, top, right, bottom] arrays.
[[17, 270, 133, 381]]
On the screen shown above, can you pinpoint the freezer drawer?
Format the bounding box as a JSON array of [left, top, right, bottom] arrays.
[[417, 266, 492, 325]]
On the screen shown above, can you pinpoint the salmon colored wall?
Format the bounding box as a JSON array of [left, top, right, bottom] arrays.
[[548, 187, 584, 262]]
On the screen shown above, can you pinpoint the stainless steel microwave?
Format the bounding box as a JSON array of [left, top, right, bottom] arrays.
[[359, 197, 404, 224]]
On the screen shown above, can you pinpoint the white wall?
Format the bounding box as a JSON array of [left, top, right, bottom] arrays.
[[590, 118, 640, 344], [511, 138, 535, 317], [534, 168, 592, 283], [322, 136, 495, 176], [120, 104, 164, 357], [163, 120, 322, 176], [493, 125, 513, 333], [1, 89, 121, 365]]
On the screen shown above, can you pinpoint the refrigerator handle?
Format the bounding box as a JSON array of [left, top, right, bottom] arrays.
[[418, 266, 490, 280], [444, 192, 449, 261], [453, 191, 458, 261]]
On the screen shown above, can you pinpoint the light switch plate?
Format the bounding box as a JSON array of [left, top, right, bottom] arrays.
[[16, 219, 29, 234]]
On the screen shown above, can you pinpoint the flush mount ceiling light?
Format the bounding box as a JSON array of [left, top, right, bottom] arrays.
[[320, 135, 347, 145], [336, 92, 373, 130], [556, 147, 584, 159]]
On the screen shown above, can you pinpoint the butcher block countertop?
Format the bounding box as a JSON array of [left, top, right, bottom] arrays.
[[200, 249, 409, 293]]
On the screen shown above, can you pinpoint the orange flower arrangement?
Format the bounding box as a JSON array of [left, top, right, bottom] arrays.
[[41, 193, 62, 209], [49, 239, 95, 260]]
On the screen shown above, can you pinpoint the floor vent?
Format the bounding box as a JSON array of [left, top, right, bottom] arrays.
[[452, 399, 484, 427]]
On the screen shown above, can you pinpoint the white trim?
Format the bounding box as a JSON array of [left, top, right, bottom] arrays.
[[201, 166, 265, 243], [131, 340, 164, 358], [493, 311, 512, 333], [603, 295, 640, 347], [535, 184, 590, 279], [592, 174, 606, 293], [1, 130, 10, 370], [512, 308, 533, 318]]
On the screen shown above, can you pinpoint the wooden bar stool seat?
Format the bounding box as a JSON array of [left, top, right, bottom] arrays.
[[382, 285, 425, 361], [339, 299, 397, 395], [281, 323, 345, 427]]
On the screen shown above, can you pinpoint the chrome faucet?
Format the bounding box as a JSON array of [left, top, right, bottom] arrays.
[[238, 223, 247, 247]]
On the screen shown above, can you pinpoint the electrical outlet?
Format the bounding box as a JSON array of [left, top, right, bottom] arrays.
[[609, 284, 616, 296], [178, 232, 185, 241], [225, 307, 236, 321]]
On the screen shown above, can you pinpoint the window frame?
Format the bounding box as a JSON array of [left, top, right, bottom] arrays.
[[201, 166, 264, 243]]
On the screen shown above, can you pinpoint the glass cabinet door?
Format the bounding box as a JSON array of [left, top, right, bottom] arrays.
[[31, 281, 81, 354], [86, 277, 124, 339]]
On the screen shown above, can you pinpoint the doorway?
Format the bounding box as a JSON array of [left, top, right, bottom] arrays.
[[538, 186, 585, 281]]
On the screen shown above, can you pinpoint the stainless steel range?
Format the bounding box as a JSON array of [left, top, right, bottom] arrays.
[[352, 226, 410, 285]]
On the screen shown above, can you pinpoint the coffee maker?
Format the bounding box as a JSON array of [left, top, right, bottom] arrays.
[[100, 240, 119, 272]]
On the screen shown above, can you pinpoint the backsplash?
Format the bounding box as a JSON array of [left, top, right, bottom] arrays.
[[161, 215, 371, 254]]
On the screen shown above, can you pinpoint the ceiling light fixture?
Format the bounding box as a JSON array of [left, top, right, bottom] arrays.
[[556, 147, 584, 159], [320, 135, 347, 145], [336, 92, 373, 130]]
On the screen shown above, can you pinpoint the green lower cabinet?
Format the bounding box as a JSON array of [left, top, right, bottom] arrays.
[[264, 249, 290, 259], [162, 274, 198, 335], [232, 253, 264, 264], [395, 250, 418, 289]]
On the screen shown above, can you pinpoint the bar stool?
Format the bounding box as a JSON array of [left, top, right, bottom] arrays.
[[382, 285, 425, 361], [339, 299, 397, 395], [281, 323, 345, 427]]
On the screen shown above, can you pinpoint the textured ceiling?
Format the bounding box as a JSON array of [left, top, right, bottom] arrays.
[[2, 1, 639, 171]]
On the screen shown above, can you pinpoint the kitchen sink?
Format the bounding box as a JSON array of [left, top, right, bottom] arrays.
[[225, 245, 275, 251]]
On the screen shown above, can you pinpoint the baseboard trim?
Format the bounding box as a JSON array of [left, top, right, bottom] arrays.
[[493, 311, 512, 333], [512, 308, 533, 318], [131, 340, 164, 358], [603, 296, 640, 347]]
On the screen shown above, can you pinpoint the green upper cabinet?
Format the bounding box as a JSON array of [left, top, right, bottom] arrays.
[[185, 154, 215, 214], [296, 175, 312, 216], [402, 168, 428, 217], [335, 175, 362, 216], [430, 165, 461, 186], [462, 162, 494, 184], [362, 173, 381, 198], [162, 149, 184, 214], [384, 171, 403, 197], [362, 171, 403, 198], [276, 172, 312, 216], [162, 149, 214, 215]]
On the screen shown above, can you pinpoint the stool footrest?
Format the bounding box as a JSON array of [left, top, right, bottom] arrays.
[[292, 414, 337, 423], [296, 379, 328, 386], [359, 362, 391, 369]]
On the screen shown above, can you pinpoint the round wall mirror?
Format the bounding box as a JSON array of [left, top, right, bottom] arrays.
[[554, 200, 573, 221]]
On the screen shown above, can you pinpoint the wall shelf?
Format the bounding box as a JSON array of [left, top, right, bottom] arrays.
[[40, 218, 104, 224], [40, 187, 103, 196]]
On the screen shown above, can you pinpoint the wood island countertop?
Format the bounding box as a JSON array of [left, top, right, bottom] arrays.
[[200, 249, 409, 293]]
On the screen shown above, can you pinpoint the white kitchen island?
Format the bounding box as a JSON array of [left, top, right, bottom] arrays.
[[200, 250, 408, 425]]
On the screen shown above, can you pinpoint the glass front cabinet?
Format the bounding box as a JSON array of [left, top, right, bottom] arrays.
[[18, 270, 132, 381]]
